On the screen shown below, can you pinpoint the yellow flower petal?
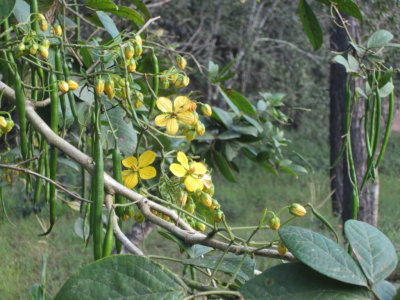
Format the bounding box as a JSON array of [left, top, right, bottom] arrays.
[[138, 151, 156, 168], [177, 151, 189, 169], [177, 112, 195, 125], [122, 170, 132, 176], [191, 162, 207, 175], [123, 172, 138, 189], [155, 114, 169, 127], [122, 156, 138, 168], [173, 96, 190, 113], [156, 97, 173, 113], [170, 163, 187, 177], [166, 118, 179, 135], [139, 166, 156, 179], [184, 175, 203, 192]]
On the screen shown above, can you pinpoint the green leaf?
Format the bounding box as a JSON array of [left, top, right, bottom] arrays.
[[279, 226, 368, 286], [379, 82, 394, 98], [96, 11, 119, 38], [345, 220, 398, 284], [104, 106, 137, 155], [298, 0, 323, 50], [55, 255, 187, 299], [239, 262, 371, 300], [378, 68, 393, 88], [337, 0, 363, 21], [211, 107, 233, 128], [223, 89, 256, 115], [213, 151, 236, 182], [86, 0, 117, 11], [372, 280, 397, 300], [367, 30, 394, 48], [0, 0, 16, 22], [13, 0, 30, 23], [347, 54, 359, 73], [109, 6, 144, 26], [333, 55, 350, 72], [126, 0, 151, 19], [183, 253, 255, 283]]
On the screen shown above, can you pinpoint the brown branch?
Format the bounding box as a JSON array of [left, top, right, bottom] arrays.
[[0, 80, 295, 261]]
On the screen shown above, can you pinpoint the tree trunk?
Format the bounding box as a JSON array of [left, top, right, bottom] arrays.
[[329, 14, 379, 225]]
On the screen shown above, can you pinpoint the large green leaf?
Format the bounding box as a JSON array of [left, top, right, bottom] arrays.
[[127, 0, 151, 19], [239, 262, 371, 300], [183, 253, 255, 283], [13, 0, 30, 22], [213, 150, 236, 182], [279, 226, 368, 286], [367, 30, 394, 48], [372, 280, 397, 300], [337, 0, 363, 21], [298, 0, 323, 50], [96, 11, 120, 38], [0, 0, 16, 22], [86, 0, 117, 11], [223, 89, 256, 116], [54, 255, 187, 300], [345, 220, 398, 284], [109, 6, 144, 26]]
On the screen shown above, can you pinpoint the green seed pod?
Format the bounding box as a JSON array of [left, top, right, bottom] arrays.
[[195, 221, 206, 232]]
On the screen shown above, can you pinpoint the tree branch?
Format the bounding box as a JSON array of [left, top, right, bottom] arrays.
[[0, 80, 295, 261]]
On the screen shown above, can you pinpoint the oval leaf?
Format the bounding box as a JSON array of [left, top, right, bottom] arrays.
[[337, 0, 363, 21], [345, 220, 398, 284], [372, 280, 397, 300], [298, 0, 323, 50], [224, 89, 256, 115], [240, 262, 371, 300], [367, 30, 394, 48], [213, 151, 236, 182], [279, 226, 368, 286], [0, 0, 16, 22], [55, 255, 187, 300]]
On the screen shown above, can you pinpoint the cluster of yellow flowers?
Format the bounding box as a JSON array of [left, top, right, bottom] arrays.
[[0, 116, 14, 136], [154, 96, 212, 140]]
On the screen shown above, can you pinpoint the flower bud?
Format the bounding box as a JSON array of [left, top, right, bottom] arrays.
[[127, 59, 136, 73], [38, 46, 48, 59], [289, 203, 307, 217], [195, 221, 206, 232], [54, 25, 62, 37], [213, 209, 223, 222], [185, 201, 196, 214], [191, 111, 199, 125], [268, 216, 280, 230], [195, 121, 205, 136], [29, 44, 38, 55], [118, 78, 126, 87], [134, 100, 143, 108], [202, 104, 212, 116], [104, 79, 114, 96], [3, 119, 14, 133], [134, 211, 145, 223], [161, 80, 170, 89], [176, 56, 187, 70], [134, 43, 142, 57], [124, 44, 135, 60], [68, 80, 79, 91], [183, 128, 196, 141], [201, 192, 212, 207], [41, 39, 50, 49], [95, 78, 105, 95], [277, 241, 288, 256], [203, 183, 215, 196], [188, 100, 197, 112], [182, 75, 190, 87], [39, 19, 48, 31], [107, 91, 115, 100], [18, 43, 26, 51], [0, 117, 7, 128], [135, 34, 142, 46], [58, 81, 69, 93]]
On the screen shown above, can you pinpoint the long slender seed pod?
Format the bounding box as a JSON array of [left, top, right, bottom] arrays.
[[33, 137, 46, 205], [376, 84, 395, 167], [54, 46, 67, 134], [40, 73, 59, 236], [91, 94, 105, 260], [102, 209, 114, 257]]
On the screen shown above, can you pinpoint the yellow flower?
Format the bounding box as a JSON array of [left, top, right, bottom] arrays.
[[122, 151, 157, 189], [154, 96, 195, 135], [170, 152, 207, 192]]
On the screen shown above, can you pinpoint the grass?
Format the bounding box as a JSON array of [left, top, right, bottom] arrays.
[[1, 132, 399, 298]]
